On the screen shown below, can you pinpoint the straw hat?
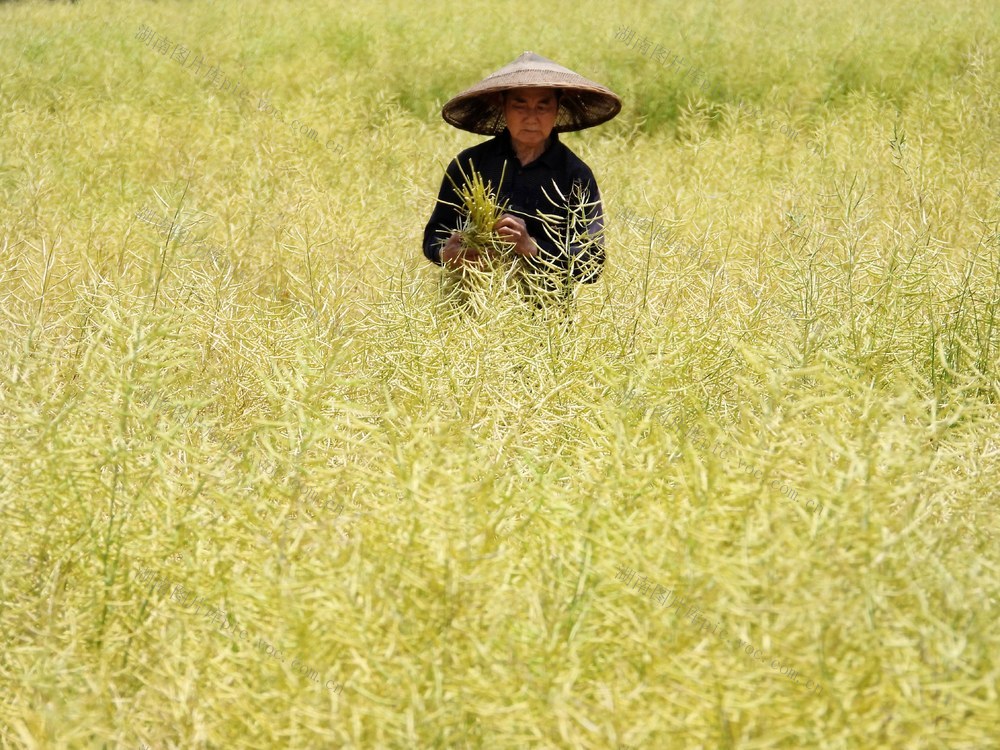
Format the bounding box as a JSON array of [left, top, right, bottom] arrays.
[[441, 51, 621, 135]]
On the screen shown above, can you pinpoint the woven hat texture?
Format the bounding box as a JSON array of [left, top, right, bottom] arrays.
[[441, 51, 621, 135]]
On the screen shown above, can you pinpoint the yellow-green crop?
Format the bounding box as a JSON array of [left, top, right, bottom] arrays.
[[445, 159, 512, 259], [1, 0, 999, 747]]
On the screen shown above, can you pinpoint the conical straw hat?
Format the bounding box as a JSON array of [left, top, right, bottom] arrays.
[[441, 51, 622, 135]]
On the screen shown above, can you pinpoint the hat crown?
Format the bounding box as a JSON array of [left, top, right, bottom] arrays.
[[481, 52, 590, 87]]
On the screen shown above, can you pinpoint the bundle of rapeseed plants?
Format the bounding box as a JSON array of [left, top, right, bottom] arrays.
[[438, 160, 521, 315]]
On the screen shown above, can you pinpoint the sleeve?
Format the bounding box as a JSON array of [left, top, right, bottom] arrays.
[[422, 158, 465, 266]]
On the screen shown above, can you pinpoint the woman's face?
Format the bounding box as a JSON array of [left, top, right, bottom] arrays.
[[503, 88, 559, 151]]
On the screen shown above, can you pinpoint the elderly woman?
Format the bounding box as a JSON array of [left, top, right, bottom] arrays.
[[422, 52, 621, 304]]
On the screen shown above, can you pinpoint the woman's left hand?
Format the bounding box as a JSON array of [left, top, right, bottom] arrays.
[[494, 214, 538, 257]]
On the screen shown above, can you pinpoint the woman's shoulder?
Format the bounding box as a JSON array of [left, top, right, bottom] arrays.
[[558, 141, 598, 183], [450, 134, 505, 167]]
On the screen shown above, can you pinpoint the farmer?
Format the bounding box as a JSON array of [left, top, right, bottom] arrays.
[[422, 51, 621, 305]]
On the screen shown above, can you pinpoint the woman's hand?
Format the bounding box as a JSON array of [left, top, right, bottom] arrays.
[[440, 232, 484, 267], [440, 232, 505, 267], [494, 214, 538, 257]]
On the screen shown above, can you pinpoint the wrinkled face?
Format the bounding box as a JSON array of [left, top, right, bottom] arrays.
[[503, 87, 559, 150]]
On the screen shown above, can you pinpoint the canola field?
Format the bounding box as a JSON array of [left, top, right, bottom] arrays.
[[1, 0, 999, 747]]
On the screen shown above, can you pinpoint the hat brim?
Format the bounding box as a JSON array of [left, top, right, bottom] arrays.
[[441, 52, 622, 135]]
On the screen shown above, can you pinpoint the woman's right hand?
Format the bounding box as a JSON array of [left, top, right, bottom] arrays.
[[441, 232, 483, 267]]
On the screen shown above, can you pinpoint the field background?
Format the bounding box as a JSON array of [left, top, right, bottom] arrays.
[[2, 0, 999, 748]]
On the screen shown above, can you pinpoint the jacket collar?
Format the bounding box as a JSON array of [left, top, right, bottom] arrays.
[[498, 128, 563, 168]]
